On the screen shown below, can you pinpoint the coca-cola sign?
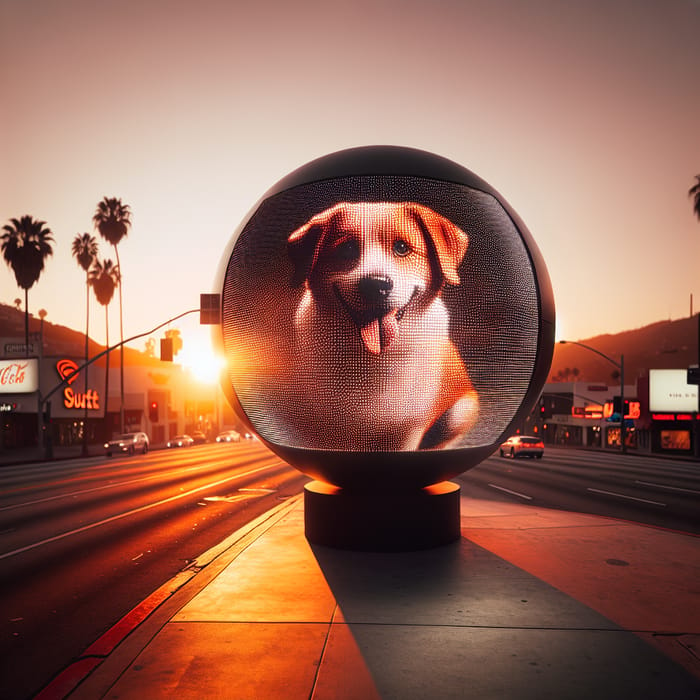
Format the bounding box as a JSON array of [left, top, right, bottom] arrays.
[[0, 359, 39, 394]]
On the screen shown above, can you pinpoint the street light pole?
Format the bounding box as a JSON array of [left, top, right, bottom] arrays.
[[559, 340, 627, 454], [620, 354, 625, 454]]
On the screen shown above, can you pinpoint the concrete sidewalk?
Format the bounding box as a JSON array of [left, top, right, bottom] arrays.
[[42, 493, 700, 699]]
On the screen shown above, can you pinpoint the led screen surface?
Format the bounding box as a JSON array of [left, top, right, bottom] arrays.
[[222, 175, 540, 452]]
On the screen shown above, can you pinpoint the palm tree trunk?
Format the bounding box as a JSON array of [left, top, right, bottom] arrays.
[[24, 288, 29, 358], [82, 277, 90, 456], [104, 306, 111, 441], [114, 244, 125, 433]]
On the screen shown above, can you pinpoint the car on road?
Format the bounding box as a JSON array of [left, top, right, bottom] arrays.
[[216, 430, 241, 443], [499, 435, 544, 459], [167, 434, 194, 448], [191, 430, 207, 444], [104, 432, 149, 457]]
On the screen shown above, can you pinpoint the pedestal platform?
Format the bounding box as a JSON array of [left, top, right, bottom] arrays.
[[304, 480, 461, 551]]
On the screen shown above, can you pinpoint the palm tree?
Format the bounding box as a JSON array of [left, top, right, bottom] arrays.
[[689, 175, 700, 221], [93, 197, 131, 432], [72, 233, 98, 455], [1, 216, 54, 356], [90, 258, 120, 440]]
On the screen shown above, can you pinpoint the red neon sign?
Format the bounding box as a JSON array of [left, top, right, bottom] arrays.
[[56, 359, 101, 411], [604, 401, 640, 420], [652, 413, 698, 421]]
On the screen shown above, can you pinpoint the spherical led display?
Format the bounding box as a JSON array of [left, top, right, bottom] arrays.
[[216, 146, 555, 489]]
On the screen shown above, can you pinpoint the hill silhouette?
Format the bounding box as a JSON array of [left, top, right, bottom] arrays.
[[551, 315, 699, 384], [0, 302, 163, 367], [2, 302, 698, 382]]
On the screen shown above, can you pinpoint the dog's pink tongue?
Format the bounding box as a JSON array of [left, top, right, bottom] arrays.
[[360, 312, 399, 354]]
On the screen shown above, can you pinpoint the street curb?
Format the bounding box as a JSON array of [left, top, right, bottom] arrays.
[[34, 495, 302, 700]]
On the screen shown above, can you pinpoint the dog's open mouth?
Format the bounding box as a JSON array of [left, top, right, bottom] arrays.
[[335, 287, 417, 355]]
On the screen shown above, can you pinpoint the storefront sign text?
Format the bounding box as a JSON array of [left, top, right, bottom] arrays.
[[0, 359, 39, 393], [56, 359, 101, 410]]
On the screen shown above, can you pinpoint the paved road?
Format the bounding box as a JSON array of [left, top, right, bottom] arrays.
[[0, 441, 307, 700], [2, 443, 698, 698], [459, 446, 700, 534]]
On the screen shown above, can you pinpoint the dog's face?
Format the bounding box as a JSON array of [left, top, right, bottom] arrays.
[[288, 202, 469, 355]]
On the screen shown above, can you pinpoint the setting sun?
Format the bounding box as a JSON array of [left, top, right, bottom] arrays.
[[177, 330, 225, 385]]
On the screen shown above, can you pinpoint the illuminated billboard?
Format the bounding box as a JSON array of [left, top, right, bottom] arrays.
[[217, 147, 555, 488], [0, 358, 39, 394], [649, 369, 699, 412]]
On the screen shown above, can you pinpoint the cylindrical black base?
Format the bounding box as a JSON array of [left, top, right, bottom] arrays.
[[304, 480, 461, 551]]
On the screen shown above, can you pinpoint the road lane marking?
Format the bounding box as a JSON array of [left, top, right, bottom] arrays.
[[0, 459, 270, 512], [488, 483, 533, 500], [586, 487, 666, 507], [0, 462, 283, 561], [0, 478, 153, 512], [202, 494, 261, 503], [635, 480, 700, 496]]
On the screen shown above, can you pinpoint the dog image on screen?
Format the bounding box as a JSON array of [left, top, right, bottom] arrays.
[[282, 201, 479, 451]]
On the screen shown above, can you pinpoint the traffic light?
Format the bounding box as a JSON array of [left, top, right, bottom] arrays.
[[537, 397, 553, 419], [149, 401, 159, 422], [200, 293, 221, 325]]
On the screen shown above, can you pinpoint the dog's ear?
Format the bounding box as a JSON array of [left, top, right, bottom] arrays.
[[287, 205, 344, 287], [405, 203, 468, 286], [288, 221, 323, 287]]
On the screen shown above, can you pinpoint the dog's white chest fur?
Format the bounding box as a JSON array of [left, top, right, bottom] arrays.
[[287, 289, 450, 451]]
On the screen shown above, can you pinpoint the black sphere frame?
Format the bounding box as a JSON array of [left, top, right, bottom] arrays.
[[217, 145, 555, 491]]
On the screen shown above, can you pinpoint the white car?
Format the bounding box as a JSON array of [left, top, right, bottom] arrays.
[[499, 435, 544, 459], [216, 430, 241, 443], [167, 434, 194, 448], [104, 432, 149, 456]]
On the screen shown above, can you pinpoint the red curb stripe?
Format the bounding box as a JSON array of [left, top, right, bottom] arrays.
[[33, 657, 103, 700]]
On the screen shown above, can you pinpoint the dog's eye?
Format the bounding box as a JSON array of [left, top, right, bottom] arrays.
[[393, 239, 411, 257]]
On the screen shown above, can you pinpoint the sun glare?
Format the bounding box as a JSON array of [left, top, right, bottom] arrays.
[[178, 335, 226, 384]]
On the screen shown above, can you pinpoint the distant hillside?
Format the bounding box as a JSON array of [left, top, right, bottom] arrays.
[[2, 302, 698, 381], [551, 316, 699, 384], [0, 303, 162, 367]]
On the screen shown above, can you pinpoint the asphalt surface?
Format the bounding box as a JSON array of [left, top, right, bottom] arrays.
[[0, 443, 307, 700], [460, 446, 700, 533]]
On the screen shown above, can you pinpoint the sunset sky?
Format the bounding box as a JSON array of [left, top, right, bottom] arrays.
[[2, 0, 699, 379]]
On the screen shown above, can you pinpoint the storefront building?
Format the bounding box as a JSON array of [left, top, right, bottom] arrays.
[[1, 350, 223, 454], [536, 372, 698, 458]]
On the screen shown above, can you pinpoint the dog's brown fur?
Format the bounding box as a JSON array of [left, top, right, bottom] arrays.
[[284, 201, 478, 451]]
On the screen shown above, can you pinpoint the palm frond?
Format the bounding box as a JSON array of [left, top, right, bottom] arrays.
[[689, 175, 700, 221], [93, 196, 132, 245]]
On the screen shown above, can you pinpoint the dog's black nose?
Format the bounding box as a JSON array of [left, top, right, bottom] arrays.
[[358, 275, 393, 302]]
